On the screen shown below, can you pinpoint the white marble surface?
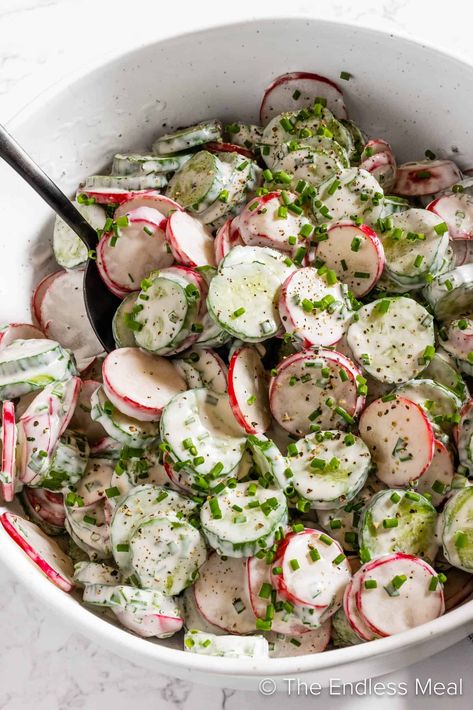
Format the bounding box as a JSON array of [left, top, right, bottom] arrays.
[[2, 0, 473, 707]]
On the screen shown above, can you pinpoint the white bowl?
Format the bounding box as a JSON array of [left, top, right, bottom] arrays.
[[1, 17, 473, 691]]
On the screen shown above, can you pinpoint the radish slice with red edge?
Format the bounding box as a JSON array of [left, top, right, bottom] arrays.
[[427, 193, 473, 240], [214, 218, 244, 263], [359, 395, 435, 486], [416, 439, 455, 506], [114, 191, 182, 218], [0, 323, 44, 350], [39, 269, 104, 370], [343, 576, 378, 642], [359, 152, 396, 192], [442, 317, 473, 361], [165, 210, 216, 267], [204, 141, 255, 160], [31, 271, 62, 328], [1, 512, 74, 592], [22, 488, 66, 531], [269, 348, 364, 436], [356, 553, 444, 637], [77, 187, 159, 205], [394, 160, 462, 197], [162, 452, 194, 495], [0, 401, 16, 502], [260, 71, 347, 124], [246, 555, 308, 635], [315, 221, 385, 297], [228, 345, 271, 434], [102, 347, 187, 422], [360, 139, 393, 162], [97, 207, 173, 294], [278, 267, 351, 347], [271, 528, 351, 613]]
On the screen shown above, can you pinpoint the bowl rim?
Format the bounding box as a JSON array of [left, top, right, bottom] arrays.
[[3, 14, 473, 676]]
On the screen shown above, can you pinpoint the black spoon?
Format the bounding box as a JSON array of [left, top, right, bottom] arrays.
[[0, 123, 119, 352]]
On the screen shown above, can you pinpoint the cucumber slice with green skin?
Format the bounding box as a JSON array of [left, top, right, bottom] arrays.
[[423, 265, 473, 320], [73, 561, 120, 587], [246, 555, 309, 635], [64, 499, 111, 561], [359, 396, 434, 486], [380, 195, 410, 217], [343, 575, 378, 642], [83, 174, 168, 191], [358, 489, 439, 562], [266, 621, 331, 657], [132, 275, 198, 355], [153, 120, 222, 155], [331, 607, 364, 647], [110, 444, 168, 499], [340, 119, 365, 164], [200, 482, 287, 557], [160, 388, 246, 478], [381, 208, 450, 288], [112, 292, 138, 348], [427, 192, 473, 240], [279, 267, 352, 348], [174, 347, 228, 394], [420, 349, 469, 402], [83, 583, 183, 638], [53, 201, 106, 270], [457, 400, 473, 474], [225, 123, 264, 150], [416, 440, 455, 507], [74, 456, 116, 507], [356, 553, 444, 637], [0, 401, 16, 501], [193, 553, 256, 634], [228, 346, 271, 434], [90, 386, 160, 448], [269, 348, 364, 437], [194, 266, 232, 348], [289, 430, 371, 510], [207, 261, 284, 342], [261, 135, 348, 171], [20, 488, 65, 535], [32, 430, 89, 491], [110, 484, 197, 570], [111, 153, 192, 175], [1, 512, 74, 592], [394, 159, 462, 197], [318, 476, 387, 553], [347, 297, 435, 384], [181, 587, 225, 635], [393, 378, 462, 435], [102, 347, 187, 422], [184, 629, 269, 658], [271, 146, 345, 187], [312, 168, 384, 228], [442, 487, 473, 571], [315, 222, 385, 297], [271, 529, 351, 618], [0, 338, 76, 400], [129, 515, 207, 595], [166, 151, 226, 213], [197, 156, 257, 226]]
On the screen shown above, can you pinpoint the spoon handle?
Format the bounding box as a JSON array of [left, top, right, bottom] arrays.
[[0, 123, 98, 251]]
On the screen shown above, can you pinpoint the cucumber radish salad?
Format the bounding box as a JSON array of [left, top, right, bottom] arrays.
[[3, 69, 473, 661]]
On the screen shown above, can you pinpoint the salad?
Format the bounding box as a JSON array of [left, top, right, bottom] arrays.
[[2, 70, 473, 660]]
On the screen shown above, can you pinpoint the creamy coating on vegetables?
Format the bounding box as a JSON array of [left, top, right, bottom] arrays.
[[4, 68, 473, 658]]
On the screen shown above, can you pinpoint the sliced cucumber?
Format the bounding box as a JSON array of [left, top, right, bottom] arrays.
[[167, 151, 226, 212], [73, 561, 121, 587], [420, 349, 468, 402], [153, 120, 222, 155], [64, 499, 111, 561], [90, 385, 160, 448], [394, 378, 462, 435], [441, 487, 473, 571], [112, 292, 139, 348], [247, 435, 289, 490], [32, 430, 89, 491], [312, 168, 384, 228], [423, 265, 473, 320], [83, 174, 168, 191], [53, 201, 106, 269], [225, 123, 264, 149], [184, 629, 269, 658], [111, 153, 192, 175]]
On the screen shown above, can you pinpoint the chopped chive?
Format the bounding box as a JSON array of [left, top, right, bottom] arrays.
[[209, 498, 222, 519], [309, 548, 321, 562], [340, 71, 352, 80], [364, 579, 377, 589], [383, 518, 399, 529], [434, 221, 448, 236], [319, 534, 333, 545], [290, 559, 300, 571], [231, 307, 245, 319]]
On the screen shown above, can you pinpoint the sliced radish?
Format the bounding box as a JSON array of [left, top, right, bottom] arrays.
[[204, 141, 255, 160], [22, 488, 65, 531], [236, 192, 313, 255], [427, 192, 473, 240], [21, 376, 81, 439], [343, 576, 378, 642], [246, 556, 308, 635], [214, 218, 244, 263], [228, 346, 271, 434], [162, 453, 194, 495], [267, 621, 331, 657], [112, 605, 183, 638], [356, 553, 444, 637], [0, 323, 44, 350], [360, 139, 393, 161], [89, 436, 123, 458], [451, 239, 473, 266], [97, 207, 173, 295], [271, 529, 351, 615], [416, 440, 455, 506], [39, 269, 104, 370], [102, 347, 187, 422], [165, 210, 216, 267], [394, 160, 462, 197], [315, 222, 385, 297], [193, 553, 256, 634], [269, 348, 364, 436], [359, 396, 435, 486], [174, 347, 228, 394], [359, 151, 396, 192], [260, 71, 347, 124], [444, 567, 473, 611], [1, 512, 74, 592], [114, 191, 182, 218], [0, 401, 16, 502], [77, 187, 158, 205], [279, 267, 351, 347], [69, 380, 107, 444], [31, 271, 62, 327], [442, 318, 473, 361]]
